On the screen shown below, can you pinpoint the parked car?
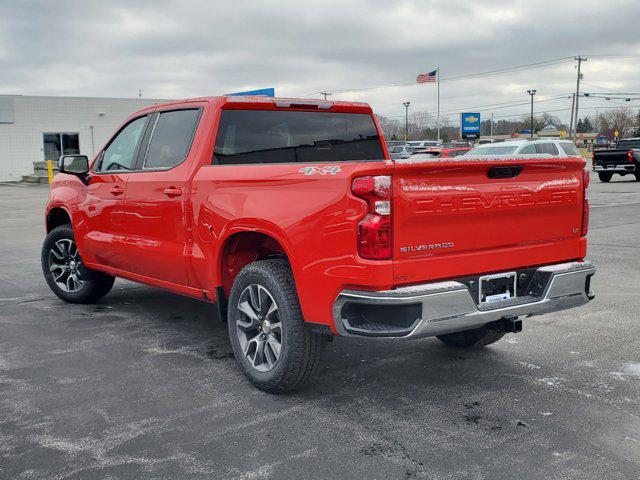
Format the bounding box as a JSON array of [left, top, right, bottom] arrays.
[[413, 147, 471, 157], [465, 139, 582, 158], [42, 96, 595, 392], [591, 137, 640, 182], [388, 145, 414, 159], [407, 140, 441, 149]]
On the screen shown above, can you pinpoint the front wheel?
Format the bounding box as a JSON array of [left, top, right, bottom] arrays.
[[437, 325, 505, 349], [227, 259, 326, 393], [41, 225, 115, 303], [598, 172, 612, 183]]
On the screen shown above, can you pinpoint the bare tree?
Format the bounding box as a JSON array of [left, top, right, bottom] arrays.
[[595, 107, 636, 139]]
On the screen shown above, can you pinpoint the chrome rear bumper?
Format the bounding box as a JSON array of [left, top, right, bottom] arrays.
[[333, 261, 596, 339], [593, 165, 635, 172]]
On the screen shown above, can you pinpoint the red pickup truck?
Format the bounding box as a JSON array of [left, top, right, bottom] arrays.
[[42, 96, 595, 392]]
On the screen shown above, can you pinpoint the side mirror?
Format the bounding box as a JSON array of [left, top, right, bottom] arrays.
[[59, 155, 89, 175]]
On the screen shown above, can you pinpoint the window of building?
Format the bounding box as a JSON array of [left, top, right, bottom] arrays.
[[144, 109, 201, 169], [43, 132, 80, 161]]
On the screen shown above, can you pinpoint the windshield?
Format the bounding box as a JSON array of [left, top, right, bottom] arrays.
[[617, 140, 640, 149], [466, 146, 518, 155]]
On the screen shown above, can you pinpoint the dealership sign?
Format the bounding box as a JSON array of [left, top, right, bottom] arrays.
[[461, 112, 481, 139]]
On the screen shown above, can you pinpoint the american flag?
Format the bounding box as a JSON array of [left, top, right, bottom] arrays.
[[417, 70, 437, 83]]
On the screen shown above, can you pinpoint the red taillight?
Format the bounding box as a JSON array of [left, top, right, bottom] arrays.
[[628, 150, 634, 162], [352, 175, 392, 259], [581, 169, 589, 237]]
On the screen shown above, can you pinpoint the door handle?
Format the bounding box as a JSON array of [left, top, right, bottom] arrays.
[[163, 187, 182, 198], [109, 185, 124, 195]]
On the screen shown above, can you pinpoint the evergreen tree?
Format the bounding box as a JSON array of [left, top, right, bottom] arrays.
[[576, 118, 584, 133], [582, 117, 594, 132]]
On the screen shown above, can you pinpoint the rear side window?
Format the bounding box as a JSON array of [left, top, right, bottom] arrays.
[[535, 143, 559, 155], [144, 109, 201, 169], [559, 142, 580, 156], [467, 146, 517, 155], [213, 110, 384, 164], [616, 140, 640, 149]]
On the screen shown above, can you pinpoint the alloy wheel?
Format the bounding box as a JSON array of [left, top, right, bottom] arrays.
[[48, 239, 85, 293], [236, 284, 283, 372]]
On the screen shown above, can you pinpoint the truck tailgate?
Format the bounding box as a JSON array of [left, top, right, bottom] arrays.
[[593, 149, 630, 165], [392, 157, 587, 285]]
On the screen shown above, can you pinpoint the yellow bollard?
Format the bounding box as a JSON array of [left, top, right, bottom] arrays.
[[46, 159, 54, 185]]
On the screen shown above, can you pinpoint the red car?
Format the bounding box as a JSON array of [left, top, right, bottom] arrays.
[[42, 96, 595, 392], [414, 146, 471, 158]]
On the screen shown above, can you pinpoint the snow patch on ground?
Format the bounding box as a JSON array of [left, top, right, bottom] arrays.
[[623, 363, 640, 377], [518, 361, 541, 370], [537, 377, 564, 386]]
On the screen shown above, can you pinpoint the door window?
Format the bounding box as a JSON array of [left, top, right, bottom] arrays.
[[143, 109, 201, 169], [96, 116, 148, 172]]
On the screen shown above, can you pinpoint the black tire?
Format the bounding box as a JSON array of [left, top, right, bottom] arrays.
[[634, 172, 640, 182], [598, 172, 612, 183], [227, 259, 326, 393], [41, 225, 115, 304], [437, 325, 505, 349]]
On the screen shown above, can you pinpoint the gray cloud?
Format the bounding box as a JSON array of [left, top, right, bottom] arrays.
[[1, 0, 639, 122]]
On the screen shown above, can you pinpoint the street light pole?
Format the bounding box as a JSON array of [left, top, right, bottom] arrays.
[[403, 102, 410, 141], [527, 89, 536, 139]]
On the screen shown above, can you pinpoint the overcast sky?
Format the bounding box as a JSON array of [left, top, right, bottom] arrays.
[[1, 0, 639, 124]]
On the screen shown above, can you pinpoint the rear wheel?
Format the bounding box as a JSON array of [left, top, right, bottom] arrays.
[[227, 259, 326, 393], [437, 325, 505, 349], [598, 172, 612, 183], [41, 225, 115, 303]]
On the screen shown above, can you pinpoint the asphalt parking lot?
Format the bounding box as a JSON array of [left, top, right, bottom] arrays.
[[1, 174, 639, 480]]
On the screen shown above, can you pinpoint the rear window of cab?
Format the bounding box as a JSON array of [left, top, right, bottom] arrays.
[[213, 110, 385, 164]]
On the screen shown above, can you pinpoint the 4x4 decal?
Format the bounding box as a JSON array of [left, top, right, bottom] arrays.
[[298, 166, 342, 176]]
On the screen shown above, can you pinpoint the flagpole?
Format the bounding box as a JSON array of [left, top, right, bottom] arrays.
[[436, 66, 440, 143]]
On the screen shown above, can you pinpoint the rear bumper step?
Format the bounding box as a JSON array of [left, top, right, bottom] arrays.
[[333, 261, 596, 339]]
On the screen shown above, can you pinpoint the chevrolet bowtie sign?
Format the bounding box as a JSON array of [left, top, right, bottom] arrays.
[[461, 112, 481, 139]]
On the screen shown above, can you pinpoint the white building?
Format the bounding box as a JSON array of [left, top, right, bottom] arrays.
[[0, 95, 165, 182]]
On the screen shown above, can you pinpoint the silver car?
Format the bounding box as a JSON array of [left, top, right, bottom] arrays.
[[388, 145, 414, 159]]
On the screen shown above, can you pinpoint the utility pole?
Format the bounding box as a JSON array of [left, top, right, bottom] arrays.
[[138, 89, 142, 98], [573, 56, 587, 143], [403, 102, 411, 142], [320, 91, 332, 100], [527, 89, 536, 139], [569, 93, 576, 137]]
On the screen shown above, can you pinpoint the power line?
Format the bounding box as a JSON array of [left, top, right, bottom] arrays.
[[381, 94, 573, 120], [305, 56, 576, 97]]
